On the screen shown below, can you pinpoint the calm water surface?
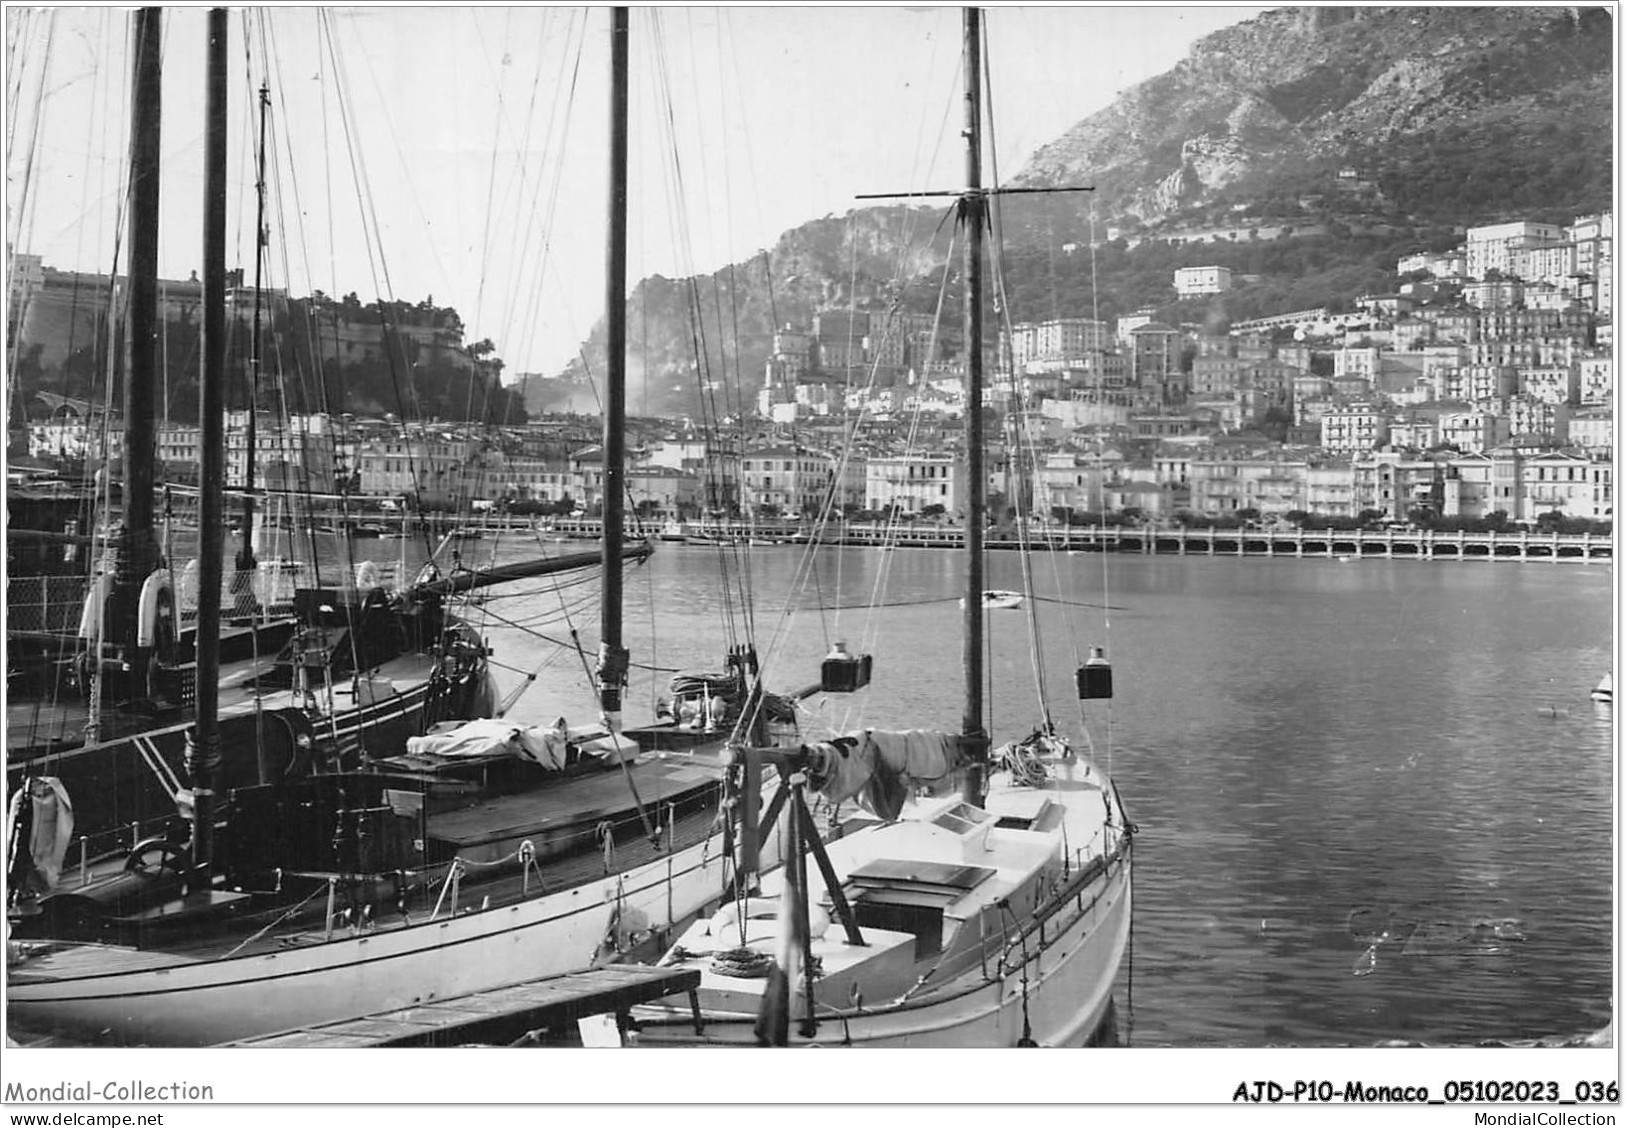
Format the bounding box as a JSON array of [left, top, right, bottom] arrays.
[[324, 535, 1619, 1047]]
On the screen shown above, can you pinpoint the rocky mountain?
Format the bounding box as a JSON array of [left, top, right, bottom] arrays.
[[1016, 6, 1611, 231], [555, 206, 955, 416], [558, 6, 1612, 417]]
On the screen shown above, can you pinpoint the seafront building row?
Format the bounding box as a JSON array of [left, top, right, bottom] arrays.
[[18, 403, 1612, 526], [13, 211, 1613, 526]]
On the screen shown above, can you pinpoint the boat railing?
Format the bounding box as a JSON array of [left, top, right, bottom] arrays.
[[64, 815, 185, 886], [990, 845, 1128, 978], [5, 574, 90, 636], [5, 568, 319, 639]]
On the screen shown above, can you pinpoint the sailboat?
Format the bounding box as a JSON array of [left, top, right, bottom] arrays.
[[632, 8, 1135, 1047], [1591, 671, 1612, 704], [5, 7, 809, 1048], [2, 19, 635, 860]]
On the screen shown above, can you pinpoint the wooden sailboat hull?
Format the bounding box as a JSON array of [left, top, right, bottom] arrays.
[[636, 845, 1131, 1048], [5, 663, 493, 853], [7, 803, 789, 1046], [633, 754, 1136, 1050]]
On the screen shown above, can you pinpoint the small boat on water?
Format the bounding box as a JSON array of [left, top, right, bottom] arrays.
[[961, 589, 1023, 610], [1591, 672, 1612, 703]]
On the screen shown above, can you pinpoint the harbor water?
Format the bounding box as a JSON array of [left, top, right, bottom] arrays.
[[27, 530, 1610, 1048], [457, 537, 1613, 1048]]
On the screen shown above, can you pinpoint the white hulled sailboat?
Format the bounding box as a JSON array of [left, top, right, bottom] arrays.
[[632, 7, 1135, 1048]]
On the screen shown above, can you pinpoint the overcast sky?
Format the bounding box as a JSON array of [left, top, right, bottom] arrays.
[[6, 5, 1266, 378]]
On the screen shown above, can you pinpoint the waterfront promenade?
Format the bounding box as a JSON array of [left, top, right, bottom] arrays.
[[540, 519, 1613, 563]]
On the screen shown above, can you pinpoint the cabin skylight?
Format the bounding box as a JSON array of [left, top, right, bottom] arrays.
[[931, 802, 993, 835]]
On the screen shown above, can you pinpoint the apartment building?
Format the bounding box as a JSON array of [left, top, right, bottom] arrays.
[[740, 444, 834, 516], [1523, 451, 1609, 520], [813, 310, 871, 374], [1511, 240, 1575, 285], [358, 433, 482, 505], [1497, 397, 1569, 446], [1320, 404, 1390, 454], [1437, 408, 1507, 454], [1463, 278, 1524, 310], [1334, 346, 1382, 379], [1191, 355, 1248, 396], [1464, 221, 1564, 278], [1173, 265, 1233, 297], [1185, 456, 1307, 517], [1355, 454, 1443, 518], [627, 465, 701, 516], [1577, 355, 1613, 405], [1010, 318, 1110, 371], [1438, 364, 1518, 402], [1519, 363, 1580, 405], [1128, 322, 1181, 402], [864, 452, 964, 516], [497, 456, 575, 503], [1568, 407, 1613, 456]]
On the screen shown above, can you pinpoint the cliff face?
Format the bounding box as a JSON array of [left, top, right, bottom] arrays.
[[1018, 6, 1611, 228], [561, 6, 1612, 416], [561, 206, 955, 414]]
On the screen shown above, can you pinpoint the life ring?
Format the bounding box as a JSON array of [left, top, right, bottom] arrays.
[[707, 896, 830, 948], [76, 572, 115, 640], [135, 569, 175, 648]]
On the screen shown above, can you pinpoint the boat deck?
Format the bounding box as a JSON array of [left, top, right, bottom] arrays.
[[226, 964, 701, 1047], [429, 759, 719, 847], [7, 649, 437, 753]]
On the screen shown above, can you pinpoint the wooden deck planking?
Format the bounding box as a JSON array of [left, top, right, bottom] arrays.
[[229, 965, 701, 1047], [6, 941, 200, 982], [428, 761, 719, 845]]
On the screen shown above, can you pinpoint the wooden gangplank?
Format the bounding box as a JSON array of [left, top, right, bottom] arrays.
[[228, 965, 702, 1048]]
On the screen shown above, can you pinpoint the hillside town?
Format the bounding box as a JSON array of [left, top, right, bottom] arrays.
[[13, 214, 1614, 531]]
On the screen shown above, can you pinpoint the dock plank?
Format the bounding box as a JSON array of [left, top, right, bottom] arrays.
[[229, 965, 700, 1047]]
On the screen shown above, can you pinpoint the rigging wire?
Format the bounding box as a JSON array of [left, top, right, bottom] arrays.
[[5, 9, 53, 284], [1085, 195, 1115, 774], [742, 23, 964, 743], [982, 21, 1091, 742], [497, 9, 586, 394], [645, 10, 753, 665], [752, 233, 962, 737]]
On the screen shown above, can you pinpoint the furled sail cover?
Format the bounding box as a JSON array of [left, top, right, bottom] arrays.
[[405, 718, 570, 769], [805, 729, 961, 821], [6, 776, 75, 895]]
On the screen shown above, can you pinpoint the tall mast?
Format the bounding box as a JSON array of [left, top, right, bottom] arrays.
[[191, 5, 228, 880], [236, 80, 269, 576], [115, 7, 162, 656], [960, 6, 987, 807], [598, 7, 630, 731]]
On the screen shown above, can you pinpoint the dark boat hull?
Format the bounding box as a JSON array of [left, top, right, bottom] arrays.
[[7, 630, 495, 858]]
